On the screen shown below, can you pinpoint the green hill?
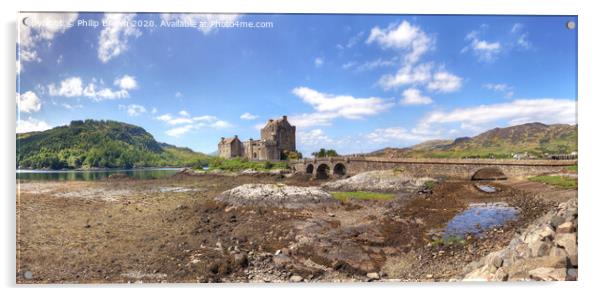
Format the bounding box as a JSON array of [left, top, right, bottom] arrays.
[[17, 119, 210, 169], [369, 122, 577, 159]]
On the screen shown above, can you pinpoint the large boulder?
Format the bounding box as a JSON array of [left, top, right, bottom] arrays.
[[322, 170, 434, 192], [216, 183, 337, 209]]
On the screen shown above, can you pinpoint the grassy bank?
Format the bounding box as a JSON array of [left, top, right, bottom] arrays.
[[528, 175, 577, 189], [332, 191, 395, 202], [203, 157, 288, 172]]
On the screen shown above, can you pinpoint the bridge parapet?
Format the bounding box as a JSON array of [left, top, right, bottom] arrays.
[[290, 157, 576, 180]]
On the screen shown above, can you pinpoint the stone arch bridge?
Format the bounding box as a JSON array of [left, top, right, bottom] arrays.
[[291, 157, 577, 180]]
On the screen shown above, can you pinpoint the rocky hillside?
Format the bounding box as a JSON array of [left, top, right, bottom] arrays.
[[17, 119, 209, 169], [370, 123, 577, 159]]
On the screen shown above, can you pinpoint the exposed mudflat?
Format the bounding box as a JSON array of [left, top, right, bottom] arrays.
[[16, 172, 575, 283]]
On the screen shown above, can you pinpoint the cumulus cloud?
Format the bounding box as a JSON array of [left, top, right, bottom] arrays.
[[48, 77, 83, 97], [378, 63, 462, 93], [292, 87, 393, 121], [378, 63, 432, 90], [157, 112, 231, 136], [463, 30, 502, 62], [114, 75, 138, 90], [240, 112, 259, 120], [427, 71, 463, 93], [365, 127, 433, 144], [400, 88, 432, 105], [18, 13, 78, 70], [16, 91, 42, 113], [483, 83, 514, 98], [98, 13, 142, 63], [48, 76, 135, 101], [298, 129, 333, 146], [16, 117, 52, 133], [419, 98, 576, 132], [119, 104, 146, 116], [366, 21, 433, 64], [160, 13, 240, 35], [314, 57, 324, 68]]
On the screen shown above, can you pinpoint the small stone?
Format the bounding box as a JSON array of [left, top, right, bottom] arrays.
[[529, 267, 567, 281], [492, 256, 503, 268], [556, 221, 575, 234], [290, 275, 303, 282], [568, 254, 578, 267], [493, 268, 509, 281], [328, 213, 336, 217], [555, 233, 577, 258], [367, 272, 380, 280], [274, 249, 282, 256], [566, 268, 578, 281], [425, 274, 433, 279], [550, 216, 565, 229], [529, 241, 552, 257]]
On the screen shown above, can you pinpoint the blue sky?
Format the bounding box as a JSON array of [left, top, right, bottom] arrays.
[[17, 13, 577, 155]]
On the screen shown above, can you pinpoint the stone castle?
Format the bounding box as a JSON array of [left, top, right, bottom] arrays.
[[218, 115, 296, 161]]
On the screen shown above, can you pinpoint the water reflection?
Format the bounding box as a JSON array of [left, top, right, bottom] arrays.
[[16, 168, 182, 181], [443, 202, 519, 238]]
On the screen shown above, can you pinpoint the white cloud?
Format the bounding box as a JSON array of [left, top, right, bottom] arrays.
[[166, 125, 195, 137], [291, 87, 393, 121], [114, 75, 138, 90], [18, 13, 78, 70], [121, 104, 146, 116], [48, 76, 135, 101], [210, 120, 232, 129], [314, 57, 324, 67], [16, 91, 42, 113], [427, 71, 463, 93], [400, 88, 432, 105], [378, 63, 432, 90], [366, 21, 433, 64], [16, 117, 52, 133], [175, 92, 183, 98], [160, 13, 240, 35], [420, 98, 576, 130], [298, 129, 333, 146], [484, 83, 514, 98], [98, 13, 142, 63], [157, 112, 230, 136], [61, 103, 83, 110], [240, 112, 259, 120], [464, 30, 502, 62], [511, 23, 532, 50], [48, 77, 83, 97], [288, 112, 338, 129], [151, 107, 158, 114], [365, 127, 432, 144], [82, 83, 129, 101]]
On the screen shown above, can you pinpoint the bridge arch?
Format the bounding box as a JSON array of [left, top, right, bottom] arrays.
[[333, 163, 347, 177], [471, 167, 507, 181], [316, 164, 330, 179], [305, 164, 314, 174]]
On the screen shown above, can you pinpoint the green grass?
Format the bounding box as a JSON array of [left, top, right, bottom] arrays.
[[566, 164, 578, 172], [528, 175, 578, 189], [331, 191, 395, 202], [206, 157, 288, 172], [423, 180, 436, 191]]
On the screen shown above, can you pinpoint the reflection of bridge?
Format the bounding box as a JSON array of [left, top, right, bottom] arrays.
[[290, 157, 577, 180]]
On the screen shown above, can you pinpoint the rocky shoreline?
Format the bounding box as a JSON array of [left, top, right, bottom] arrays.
[[462, 198, 577, 281]]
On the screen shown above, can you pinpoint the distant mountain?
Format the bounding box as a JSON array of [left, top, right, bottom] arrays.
[[369, 122, 577, 159], [17, 119, 209, 169]]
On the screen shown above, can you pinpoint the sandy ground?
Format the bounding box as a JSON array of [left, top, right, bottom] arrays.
[[16, 173, 576, 283]]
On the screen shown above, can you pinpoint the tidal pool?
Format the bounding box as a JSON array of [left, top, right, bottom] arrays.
[[443, 202, 519, 238]]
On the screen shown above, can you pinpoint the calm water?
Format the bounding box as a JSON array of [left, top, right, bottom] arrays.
[[16, 168, 183, 181], [443, 202, 519, 238]]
